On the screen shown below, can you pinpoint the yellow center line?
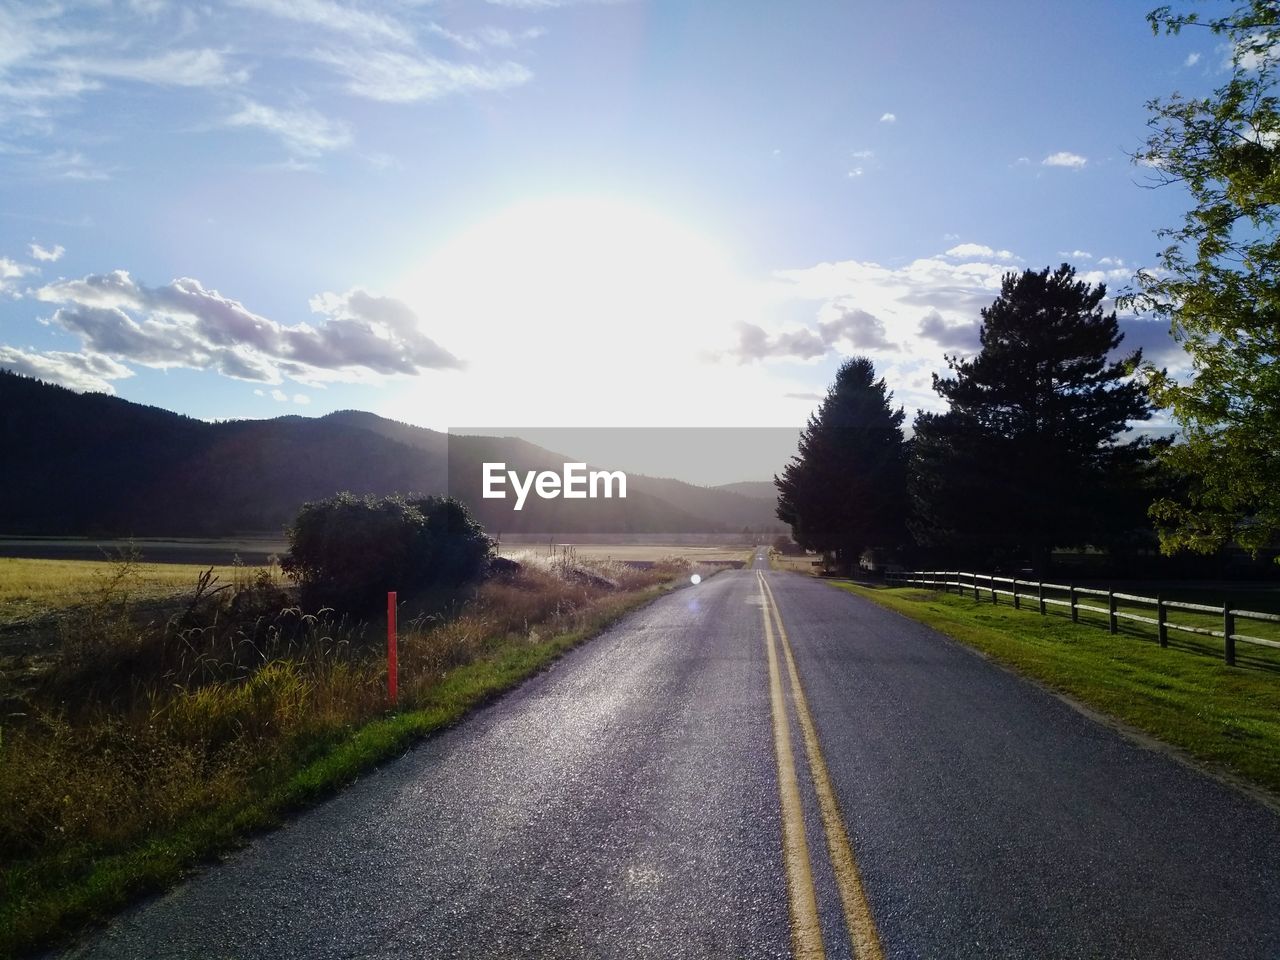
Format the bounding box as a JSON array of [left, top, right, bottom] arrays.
[[761, 573, 886, 960], [758, 571, 825, 959]]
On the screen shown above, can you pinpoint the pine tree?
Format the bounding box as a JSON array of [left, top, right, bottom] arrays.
[[910, 264, 1159, 573], [775, 357, 908, 570]]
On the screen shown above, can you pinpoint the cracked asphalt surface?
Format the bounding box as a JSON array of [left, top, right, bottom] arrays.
[[62, 554, 1280, 959]]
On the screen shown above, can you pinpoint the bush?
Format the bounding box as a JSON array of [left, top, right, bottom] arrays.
[[281, 493, 493, 612]]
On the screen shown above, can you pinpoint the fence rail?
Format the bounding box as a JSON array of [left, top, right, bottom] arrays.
[[885, 570, 1280, 666]]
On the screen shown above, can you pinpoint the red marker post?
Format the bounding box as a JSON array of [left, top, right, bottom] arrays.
[[387, 591, 399, 705]]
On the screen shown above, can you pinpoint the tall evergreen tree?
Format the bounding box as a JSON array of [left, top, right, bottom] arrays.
[[910, 264, 1159, 573], [775, 357, 908, 570]]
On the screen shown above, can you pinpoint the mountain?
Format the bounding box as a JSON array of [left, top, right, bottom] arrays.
[[0, 371, 783, 537], [320, 412, 781, 533], [713, 480, 780, 503]]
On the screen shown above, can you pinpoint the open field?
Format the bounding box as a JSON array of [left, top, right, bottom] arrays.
[[498, 542, 754, 564], [834, 582, 1280, 799], [0, 538, 288, 566], [0, 557, 273, 627]]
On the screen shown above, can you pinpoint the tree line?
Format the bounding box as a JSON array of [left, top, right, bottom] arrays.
[[777, 1, 1280, 577], [775, 265, 1170, 575]]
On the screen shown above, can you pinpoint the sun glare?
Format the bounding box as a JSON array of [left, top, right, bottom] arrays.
[[391, 195, 785, 427], [401, 197, 750, 359]]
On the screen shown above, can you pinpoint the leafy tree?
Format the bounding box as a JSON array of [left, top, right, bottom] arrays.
[[1122, 2, 1280, 560], [774, 357, 909, 570], [282, 493, 493, 611], [911, 265, 1159, 573]]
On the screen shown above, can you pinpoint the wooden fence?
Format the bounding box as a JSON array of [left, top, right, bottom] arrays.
[[885, 570, 1280, 667]]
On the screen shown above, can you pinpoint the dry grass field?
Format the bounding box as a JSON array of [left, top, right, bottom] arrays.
[[498, 542, 754, 565], [0, 557, 274, 626]]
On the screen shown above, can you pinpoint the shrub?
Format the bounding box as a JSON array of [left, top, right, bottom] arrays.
[[281, 493, 493, 612]]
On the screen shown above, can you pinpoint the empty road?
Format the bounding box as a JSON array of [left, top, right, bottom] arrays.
[[64, 553, 1280, 959]]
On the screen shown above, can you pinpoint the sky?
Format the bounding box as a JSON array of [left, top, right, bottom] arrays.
[[0, 0, 1223, 442]]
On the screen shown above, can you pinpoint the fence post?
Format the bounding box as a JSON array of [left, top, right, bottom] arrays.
[[1224, 605, 1236, 666], [387, 590, 399, 704], [1108, 590, 1118, 635], [1038, 581, 1045, 615], [1013, 581, 1021, 611], [1070, 584, 1078, 623], [1157, 596, 1168, 648], [971, 572, 979, 602], [990, 574, 997, 605]]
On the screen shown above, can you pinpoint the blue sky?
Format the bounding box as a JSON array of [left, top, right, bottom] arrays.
[[0, 0, 1217, 432]]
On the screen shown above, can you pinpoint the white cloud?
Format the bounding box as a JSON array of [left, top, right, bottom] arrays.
[[1042, 151, 1087, 169], [29, 242, 64, 262], [1229, 35, 1280, 72], [33, 271, 463, 384], [429, 24, 546, 53], [0, 2, 536, 166], [43, 150, 110, 181], [1184, 51, 1201, 67], [0, 346, 133, 393], [1077, 266, 1132, 286], [232, 0, 411, 45], [1059, 249, 1092, 260], [0, 256, 35, 294], [728, 304, 896, 363], [945, 242, 1019, 261], [879, 112, 896, 123], [847, 166, 864, 178], [485, 0, 632, 7], [226, 100, 351, 155], [1, 257, 31, 278], [1098, 256, 1125, 267], [314, 48, 531, 102], [1117, 317, 1185, 368], [918, 310, 980, 351], [53, 49, 245, 87], [751, 252, 1174, 415], [253, 387, 308, 404], [850, 148, 874, 159], [0, 73, 100, 102]]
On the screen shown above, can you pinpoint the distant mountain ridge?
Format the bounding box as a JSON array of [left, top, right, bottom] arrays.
[[0, 371, 783, 537], [713, 480, 779, 503]]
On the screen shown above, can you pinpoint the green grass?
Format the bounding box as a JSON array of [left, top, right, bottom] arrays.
[[921, 576, 1280, 666], [831, 582, 1280, 800], [0, 571, 679, 958]]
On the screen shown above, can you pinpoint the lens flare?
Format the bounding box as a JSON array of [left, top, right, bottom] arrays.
[[690, 574, 702, 585]]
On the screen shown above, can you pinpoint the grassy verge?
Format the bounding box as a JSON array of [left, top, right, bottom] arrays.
[[1, 555, 695, 958], [831, 582, 1280, 799]]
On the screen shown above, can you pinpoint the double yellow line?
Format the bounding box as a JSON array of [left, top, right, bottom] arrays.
[[757, 570, 883, 960]]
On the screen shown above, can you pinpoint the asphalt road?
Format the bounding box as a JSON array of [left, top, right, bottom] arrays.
[[63, 552, 1280, 959]]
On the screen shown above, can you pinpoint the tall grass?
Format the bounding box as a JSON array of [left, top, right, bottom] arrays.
[[0, 551, 692, 956]]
